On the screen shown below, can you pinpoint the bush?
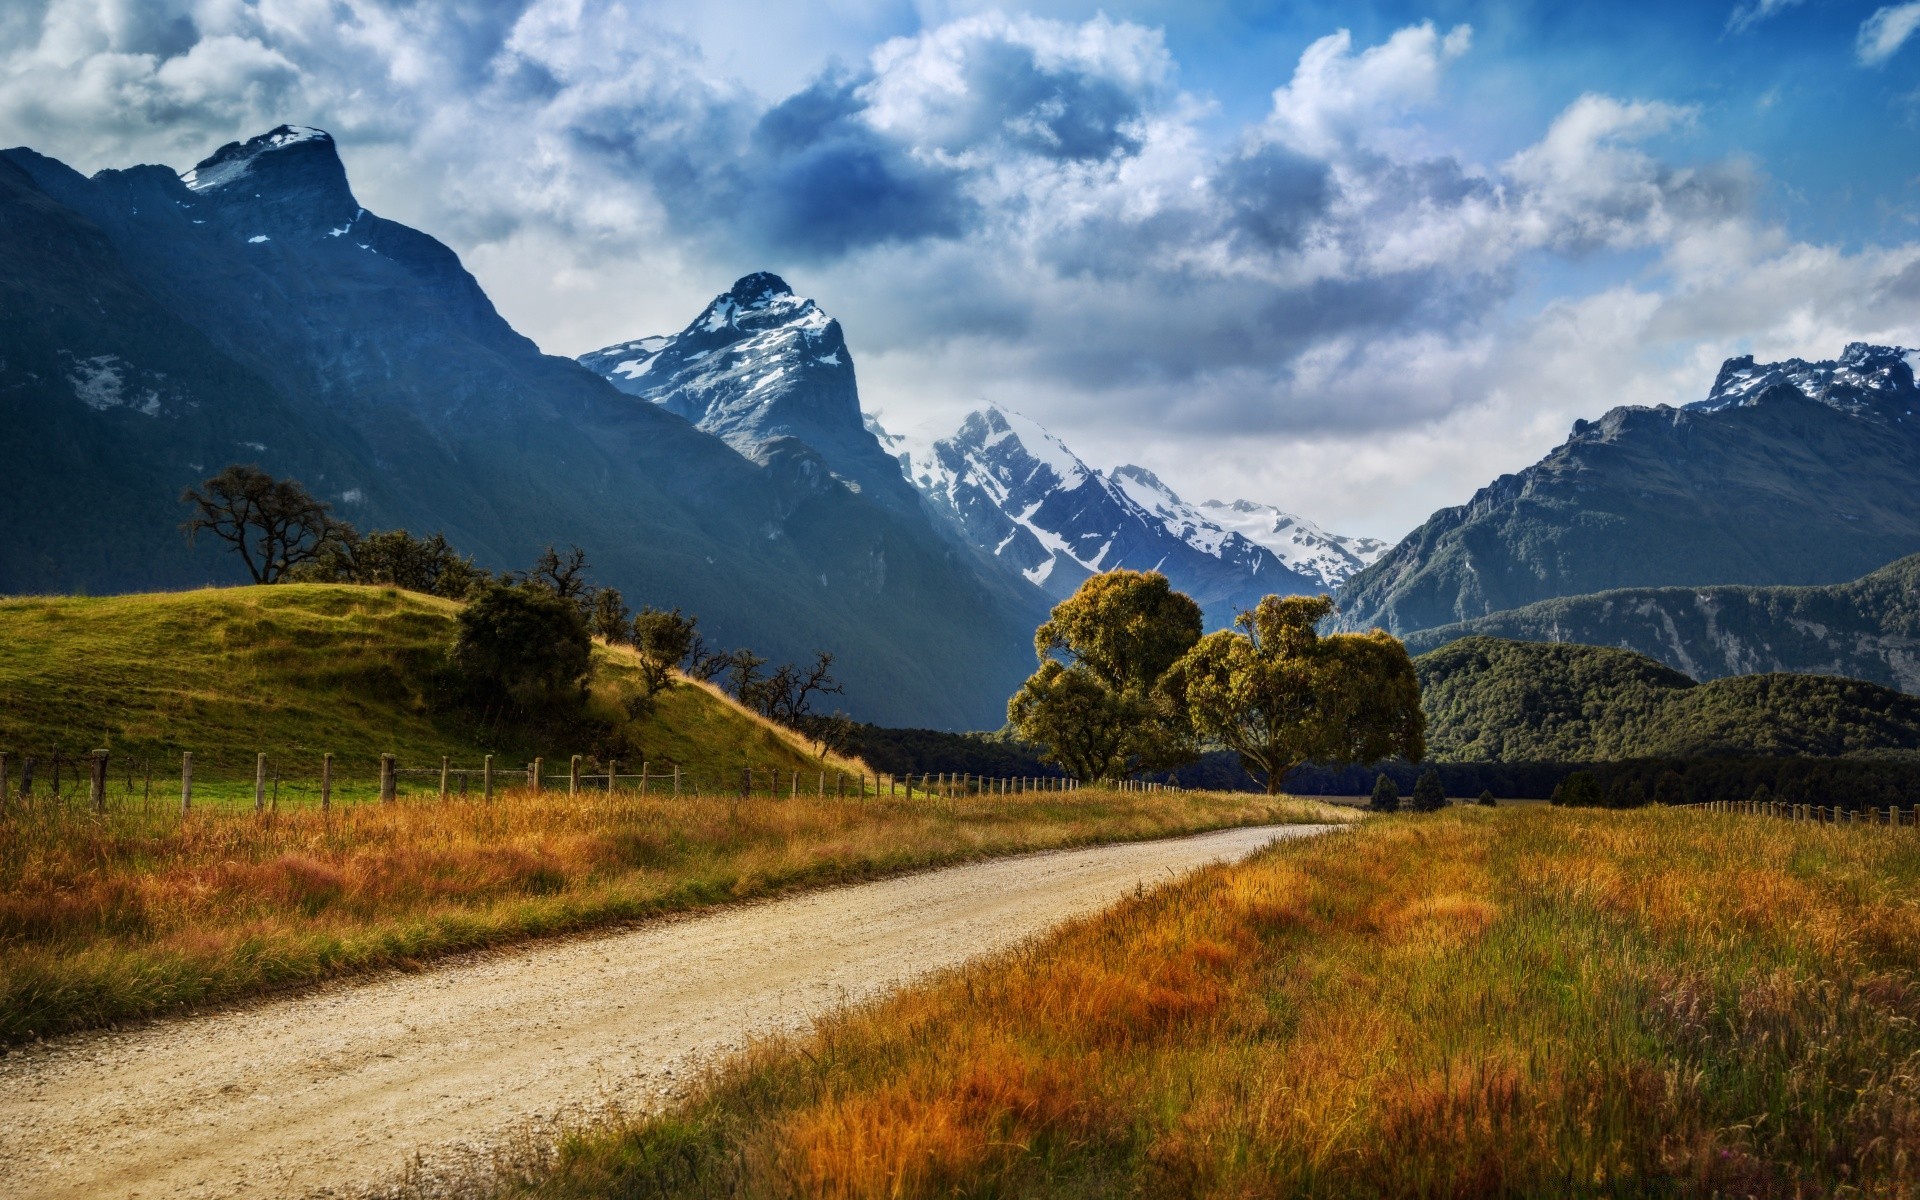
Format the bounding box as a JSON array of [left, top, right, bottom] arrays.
[[450, 582, 593, 719], [1552, 770, 1604, 808], [1368, 773, 1400, 813], [1409, 769, 1447, 812], [1478, 789, 1496, 807]]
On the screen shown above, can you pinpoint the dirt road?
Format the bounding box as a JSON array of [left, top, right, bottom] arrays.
[[0, 824, 1331, 1199]]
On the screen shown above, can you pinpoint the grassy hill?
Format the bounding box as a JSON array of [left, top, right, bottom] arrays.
[[1417, 635, 1920, 761], [0, 584, 856, 786], [1403, 553, 1920, 693]]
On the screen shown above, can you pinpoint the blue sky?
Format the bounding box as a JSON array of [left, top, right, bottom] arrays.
[[2, 0, 1917, 538]]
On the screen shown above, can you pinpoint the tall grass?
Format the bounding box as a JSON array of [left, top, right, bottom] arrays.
[[0, 784, 1345, 1043], [500, 806, 1920, 1198]]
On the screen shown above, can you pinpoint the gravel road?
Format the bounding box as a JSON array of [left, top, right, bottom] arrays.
[[0, 823, 1332, 1199]]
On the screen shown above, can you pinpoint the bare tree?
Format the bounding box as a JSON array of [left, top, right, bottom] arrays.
[[181, 465, 345, 584], [523, 544, 592, 603]]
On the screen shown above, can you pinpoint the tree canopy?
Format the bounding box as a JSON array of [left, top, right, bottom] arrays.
[[181, 465, 346, 584], [1009, 570, 1202, 781], [1163, 594, 1426, 794]]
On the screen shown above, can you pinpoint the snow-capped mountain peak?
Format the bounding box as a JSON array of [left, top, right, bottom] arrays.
[[1692, 342, 1919, 418], [871, 405, 1374, 621], [1196, 499, 1388, 587]]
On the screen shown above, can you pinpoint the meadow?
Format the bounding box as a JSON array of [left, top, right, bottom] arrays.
[[488, 805, 1920, 1199], [0, 782, 1346, 1043]]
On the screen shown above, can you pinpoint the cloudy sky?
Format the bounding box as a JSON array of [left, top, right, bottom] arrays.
[[5, 0, 1920, 539]]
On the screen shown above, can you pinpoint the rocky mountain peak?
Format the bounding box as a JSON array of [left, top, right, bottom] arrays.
[[177, 125, 358, 233], [1692, 341, 1919, 418]]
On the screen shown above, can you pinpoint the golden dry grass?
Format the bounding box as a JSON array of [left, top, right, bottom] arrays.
[[0, 784, 1347, 1042], [503, 806, 1920, 1199]]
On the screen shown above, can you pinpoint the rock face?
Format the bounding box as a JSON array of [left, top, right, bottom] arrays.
[[1336, 343, 1920, 635], [870, 406, 1334, 626], [0, 127, 1038, 729], [1404, 553, 1920, 694]]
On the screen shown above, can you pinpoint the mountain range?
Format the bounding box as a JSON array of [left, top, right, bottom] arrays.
[[0, 126, 1045, 728], [579, 280, 1383, 628], [1403, 553, 1920, 692], [1336, 342, 1920, 638]]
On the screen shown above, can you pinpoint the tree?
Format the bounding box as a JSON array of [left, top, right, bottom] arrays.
[[1608, 777, 1649, 809], [1009, 571, 1203, 781], [1007, 660, 1142, 782], [293, 527, 484, 598], [181, 465, 346, 583], [1478, 789, 1497, 807], [632, 606, 699, 697], [450, 582, 593, 717], [1162, 594, 1425, 795], [1553, 770, 1603, 808], [1369, 774, 1400, 813], [1410, 768, 1447, 812], [520, 544, 593, 604], [1652, 770, 1690, 807], [589, 588, 631, 644]]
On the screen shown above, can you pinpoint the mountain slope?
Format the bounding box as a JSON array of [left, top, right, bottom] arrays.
[[0, 127, 1032, 728], [1196, 499, 1387, 588], [1337, 343, 1920, 636], [1416, 636, 1920, 762], [1402, 553, 1920, 693], [872, 406, 1333, 625]]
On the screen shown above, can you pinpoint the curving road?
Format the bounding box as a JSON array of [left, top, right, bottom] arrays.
[[0, 823, 1333, 1199]]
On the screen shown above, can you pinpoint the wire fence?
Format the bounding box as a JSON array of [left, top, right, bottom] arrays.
[[0, 748, 1179, 821]]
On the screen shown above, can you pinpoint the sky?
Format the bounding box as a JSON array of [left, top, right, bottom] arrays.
[[3, 0, 1919, 540]]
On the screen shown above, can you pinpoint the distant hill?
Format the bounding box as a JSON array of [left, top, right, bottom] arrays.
[[1338, 343, 1920, 636], [0, 584, 855, 780], [1404, 554, 1920, 692], [1416, 636, 1920, 761]]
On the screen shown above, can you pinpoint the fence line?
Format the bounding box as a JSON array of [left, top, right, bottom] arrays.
[[1686, 798, 1917, 826], [0, 748, 1184, 820]]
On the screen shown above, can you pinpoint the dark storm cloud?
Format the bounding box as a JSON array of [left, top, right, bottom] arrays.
[[1214, 144, 1334, 251]]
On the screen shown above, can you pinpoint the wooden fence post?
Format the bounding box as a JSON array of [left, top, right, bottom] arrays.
[[255, 752, 268, 812], [440, 756, 450, 798], [180, 751, 193, 813], [321, 753, 332, 811], [90, 749, 108, 815], [532, 758, 543, 793], [483, 754, 493, 801], [608, 759, 618, 793], [640, 761, 650, 796], [569, 755, 581, 796], [380, 754, 396, 803], [673, 765, 681, 797], [0, 752, 8, 815]]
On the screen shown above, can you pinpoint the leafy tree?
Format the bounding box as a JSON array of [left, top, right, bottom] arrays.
[[1368, 774, 1400, 813], [1652, 770, 1690, 807], [1007, 660, 1143, 782], [1034, 569, 1204, 694], [1410, 768, 1447, 812], [1608, 777, 1649, 809], [632, 606, 699, 697], [181, 465, 347, 583], [1009, 571, 1203, 781], [589, 587, 631, 644], [293, 527, 484, 598], [450, 582, 593, 718], [1162, 594, 1426, 794], [1553, 770, 1603, 808], [1751, 782, 1775, 805], [1478, 788, 1496, 807]]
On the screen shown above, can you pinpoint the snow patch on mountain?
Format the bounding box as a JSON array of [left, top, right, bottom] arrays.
[[1693, 342, 1920, 417], [1197, 499, 1388, 588]]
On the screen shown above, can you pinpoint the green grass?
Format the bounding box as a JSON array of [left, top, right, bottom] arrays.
[[487, 806, 1920, 1198], [0, 584, 853, 796]]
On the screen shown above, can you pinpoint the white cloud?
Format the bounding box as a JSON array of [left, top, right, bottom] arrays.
[[1264, 22, 1471, 158], [1726, 0, 1803, 35], [1859, 2, 1920, 65]]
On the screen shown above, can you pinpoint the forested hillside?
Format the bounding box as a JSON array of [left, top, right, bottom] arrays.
[[1416, 636, 1920, 761]]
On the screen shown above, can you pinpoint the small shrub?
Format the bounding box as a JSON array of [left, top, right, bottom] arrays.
[[1477, 789, 1496, 807], [1368, 774, 1400, 813], [1409, 769, 1446, 812]]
